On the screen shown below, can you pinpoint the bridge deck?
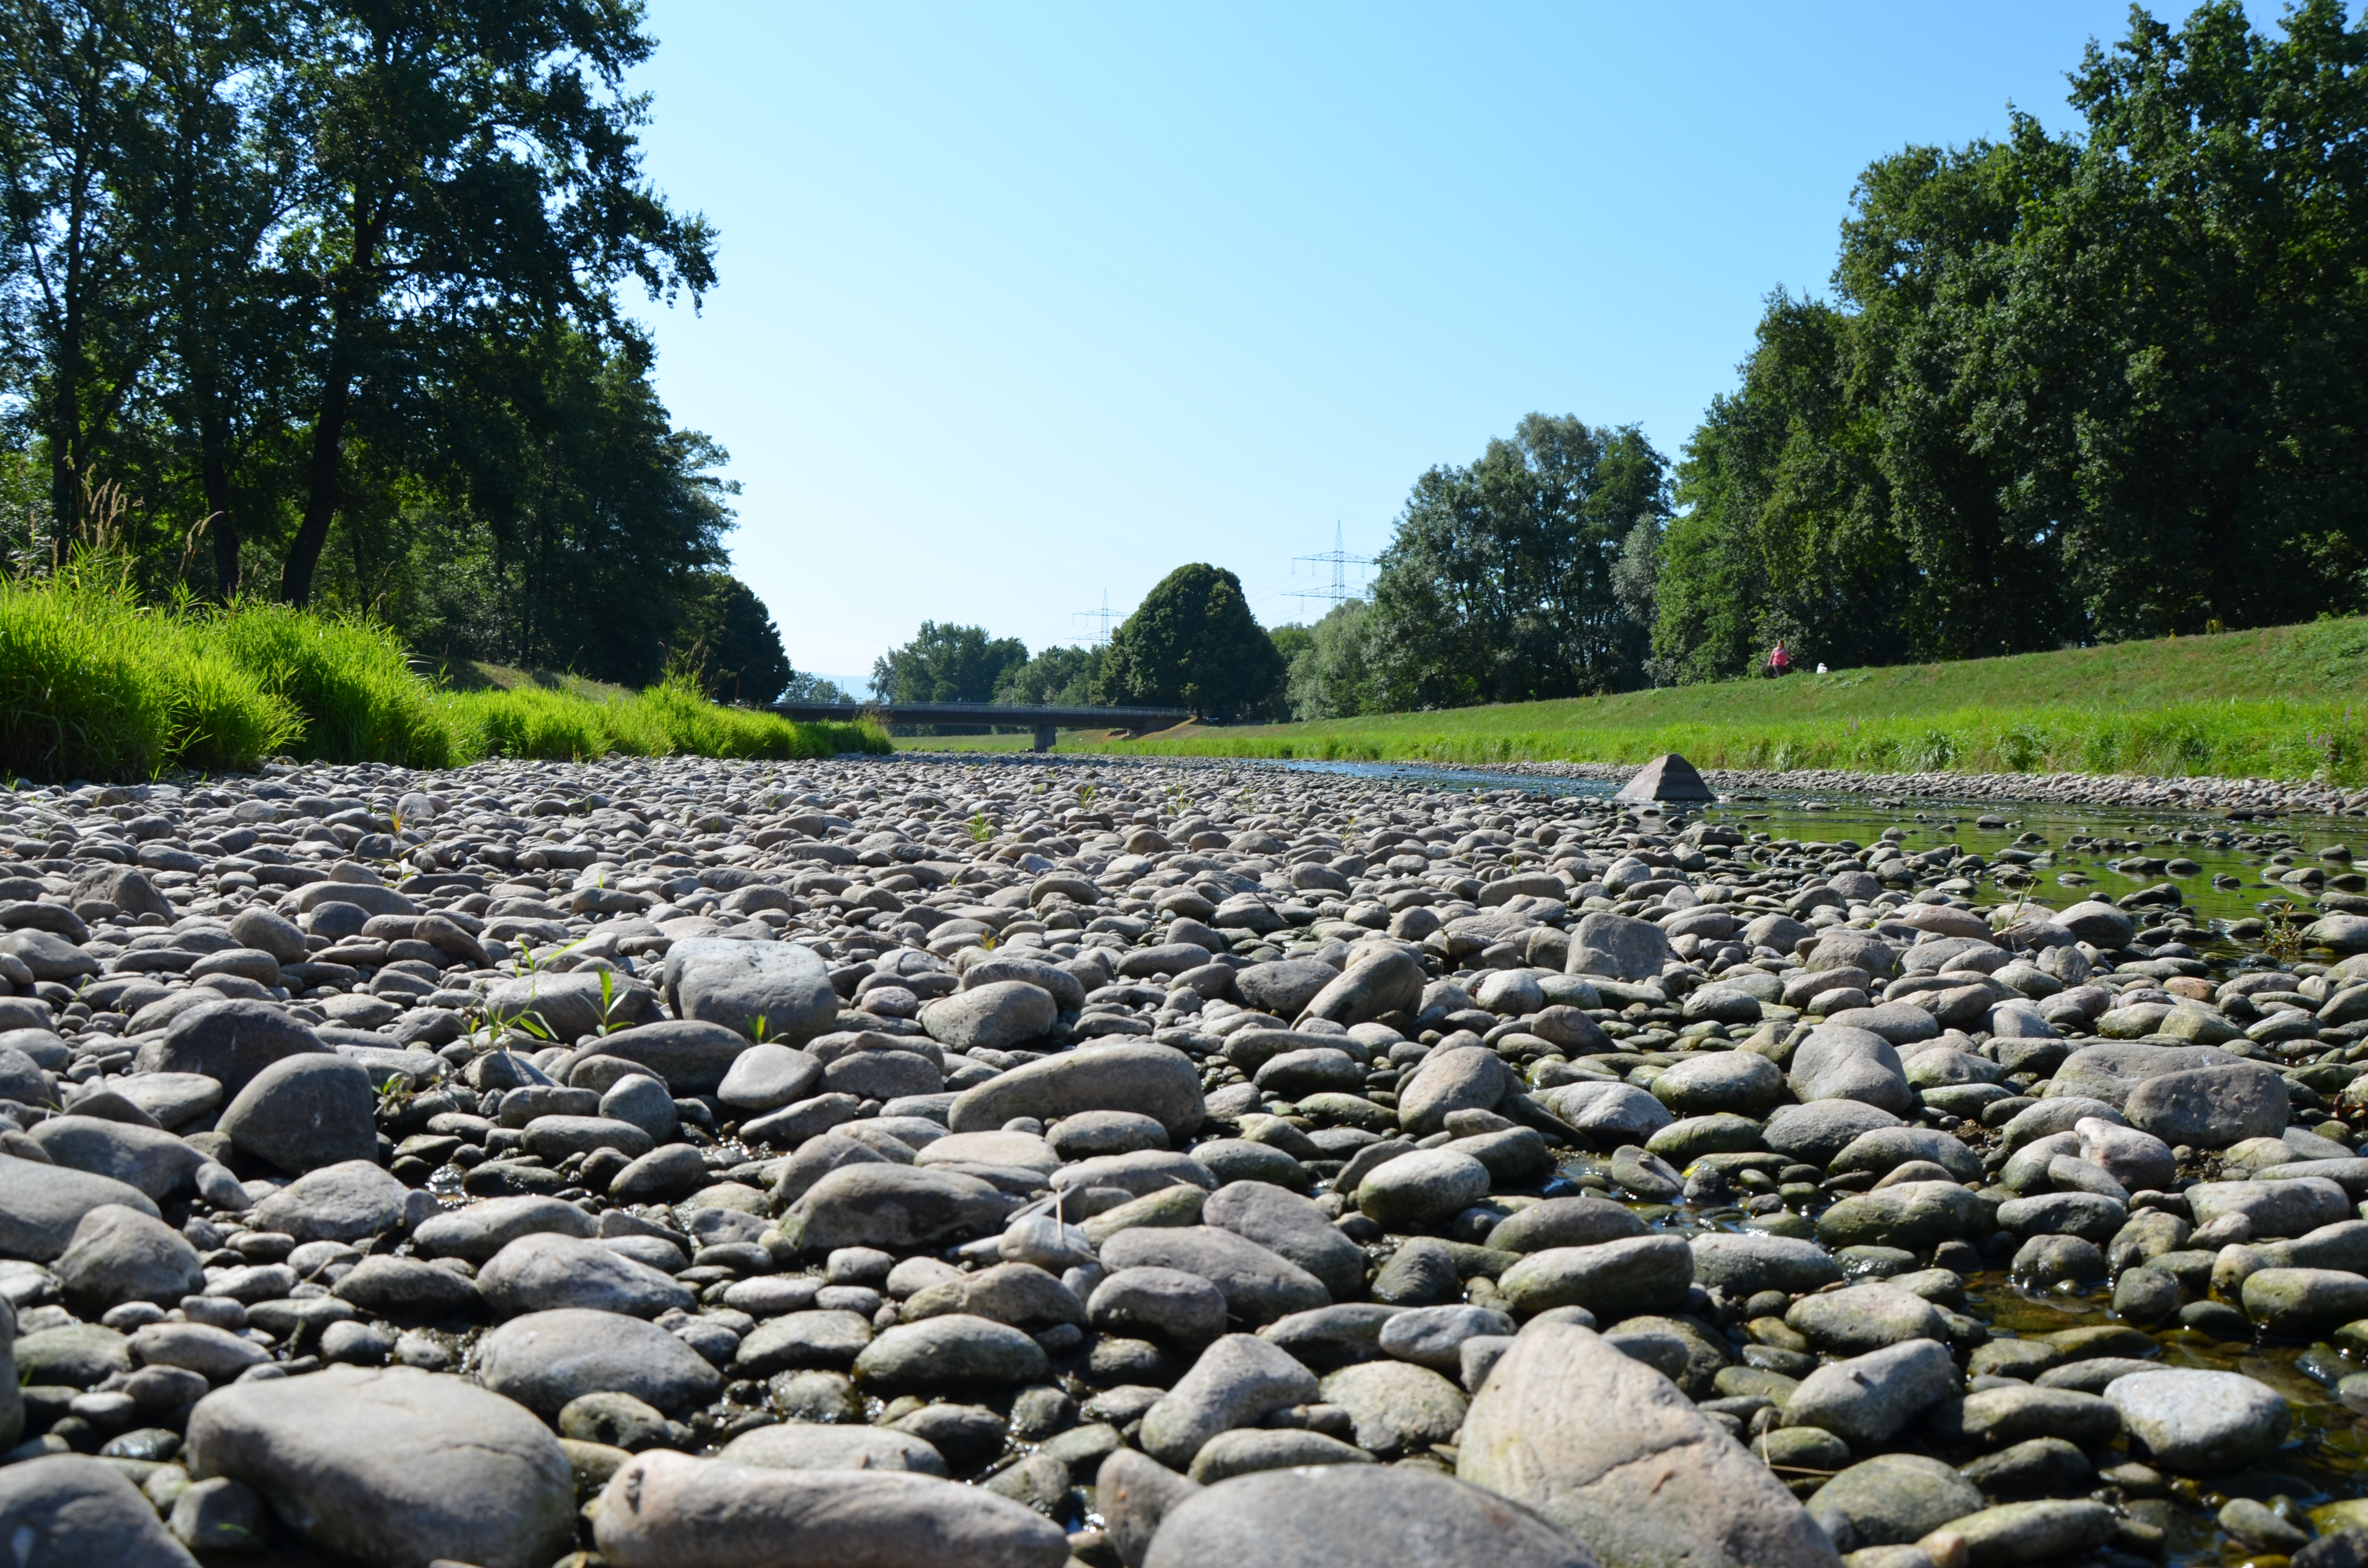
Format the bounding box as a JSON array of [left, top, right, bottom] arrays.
[[771, 700, 1192, 751]]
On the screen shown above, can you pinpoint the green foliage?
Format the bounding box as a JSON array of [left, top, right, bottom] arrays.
[[1098, 564, 1283, 717], [1095, 615, 2368, 785], [193, 601, 455, 767], [672, 572, 792, 705], [993, 644, 1105, 707], [1283, 600, 1380, 721], [872, 623, 1030, 728], [0, 573, 882, 779], [0, 564, 298, 780], [0, 0, 721, 648], [780, 672, 854, 705], [1354, 416, 1669, 711], [1652, 1, 2368, 680]]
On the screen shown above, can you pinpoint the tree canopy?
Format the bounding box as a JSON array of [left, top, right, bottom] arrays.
[[1647, 0, 2368, 680], [871, 622, 1029, 705], [1097, 563, 1283, 717]]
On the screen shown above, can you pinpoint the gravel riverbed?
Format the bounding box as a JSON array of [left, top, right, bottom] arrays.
[[5, 752, 2368, 1568]]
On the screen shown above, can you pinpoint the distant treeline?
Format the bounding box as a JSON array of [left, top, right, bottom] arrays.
[[1297, 0, 2368, 715]]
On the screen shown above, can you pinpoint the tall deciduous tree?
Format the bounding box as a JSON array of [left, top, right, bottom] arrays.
[[1098, 563, 1283, 717], [1360, 414, 1669, 708], [274, 0, 716, 605], [872, 622, 1028, 705]]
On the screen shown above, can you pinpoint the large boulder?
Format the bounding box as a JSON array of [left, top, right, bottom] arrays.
[[0, 1154, 162, 1261], [0, 1455, 196, 1568], [146, 1000, 328, 1094], [779, 1165, 1009, 1254], [1458, 1323, 1839, 1568], [185, 1365, 575, 1568], [663, 938, 838, 1046], [591, 1450, 1069, 1568], [52, 1205, 205, 1316], [477, 1309, 723, 1418], [1143, 1464, 1598, 1568], [476, 1233, 695, 1319], [949, 1045, 1205, 1139], [247, 1161, 419, 1244], [218, 1054, 379, 1173]]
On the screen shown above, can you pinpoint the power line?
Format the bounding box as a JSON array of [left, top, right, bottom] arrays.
[[1290, 522, 1373, 612], [1070, 589, 1114, 647]]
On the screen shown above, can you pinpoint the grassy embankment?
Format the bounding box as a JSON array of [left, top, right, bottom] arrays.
[[0, 569, 888, 782], [909, 619, 2368, 785]]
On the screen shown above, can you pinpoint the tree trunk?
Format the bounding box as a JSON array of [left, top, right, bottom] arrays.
[[281, 204, 378, 607], [280, 349, 352, 605]]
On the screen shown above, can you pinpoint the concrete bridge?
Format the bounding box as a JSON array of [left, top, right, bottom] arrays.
[[770, 700, 1194, 752]]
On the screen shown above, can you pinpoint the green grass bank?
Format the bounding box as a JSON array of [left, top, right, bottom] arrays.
[[1060, 618, 2368, 785], [0, 569, 888, 782]]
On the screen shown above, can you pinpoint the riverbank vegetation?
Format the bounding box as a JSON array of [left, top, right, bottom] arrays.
[[0, 570, 883, 782]]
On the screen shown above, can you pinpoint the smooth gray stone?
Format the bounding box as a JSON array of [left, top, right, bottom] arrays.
[[591, 1450, 1068, 1568], [52, 1205, 204, 1317], [248, 1161, 420, 1244], [146, 1000, 328, 1095], [410, 1196, 599, 1263], [715, 1421, 947, 1477], [1785, 1339, 1957, 1449], [219, 1054, 379, 1173], [851, 1312, 1051, 1392], [476, 1309, 722, 1418], [483, 969, 661, 1043], [0, 1454, 196, 1568], [1807, 1453, 1982, 1551], [571, 1019, 749, 1096], [1089, 1267, 1229, 1341], [0, 1154, 163, 1260], [715, 1043, 824, 1111], [27, 1117, 204, 1201], [1318, 1359, 1468, 1456], [184, 1364, 573, 1568], [1687, 1232, 1843, 1298], [1100, 1226, 1331, 1327], [1497, 1235, 1694, 1320], [476, 1233, 693, 1320], [1488, 1197, 1647, 1255], [949, 1044, 1206, 1140], [779, 1164, 1008, 1253], [1145, 1460, 1598, 1568], [1139, 1333, 1320, 1469], [1458, 1323, 1837, 1568]]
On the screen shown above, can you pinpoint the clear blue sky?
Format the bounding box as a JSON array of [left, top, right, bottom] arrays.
[[620, 2, 2223, 690]]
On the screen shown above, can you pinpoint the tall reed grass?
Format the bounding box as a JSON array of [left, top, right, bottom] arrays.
[[0, 568, 886, 781]]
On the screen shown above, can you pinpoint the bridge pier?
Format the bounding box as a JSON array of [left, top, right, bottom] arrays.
[[1032, 725, 1057, 753]]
